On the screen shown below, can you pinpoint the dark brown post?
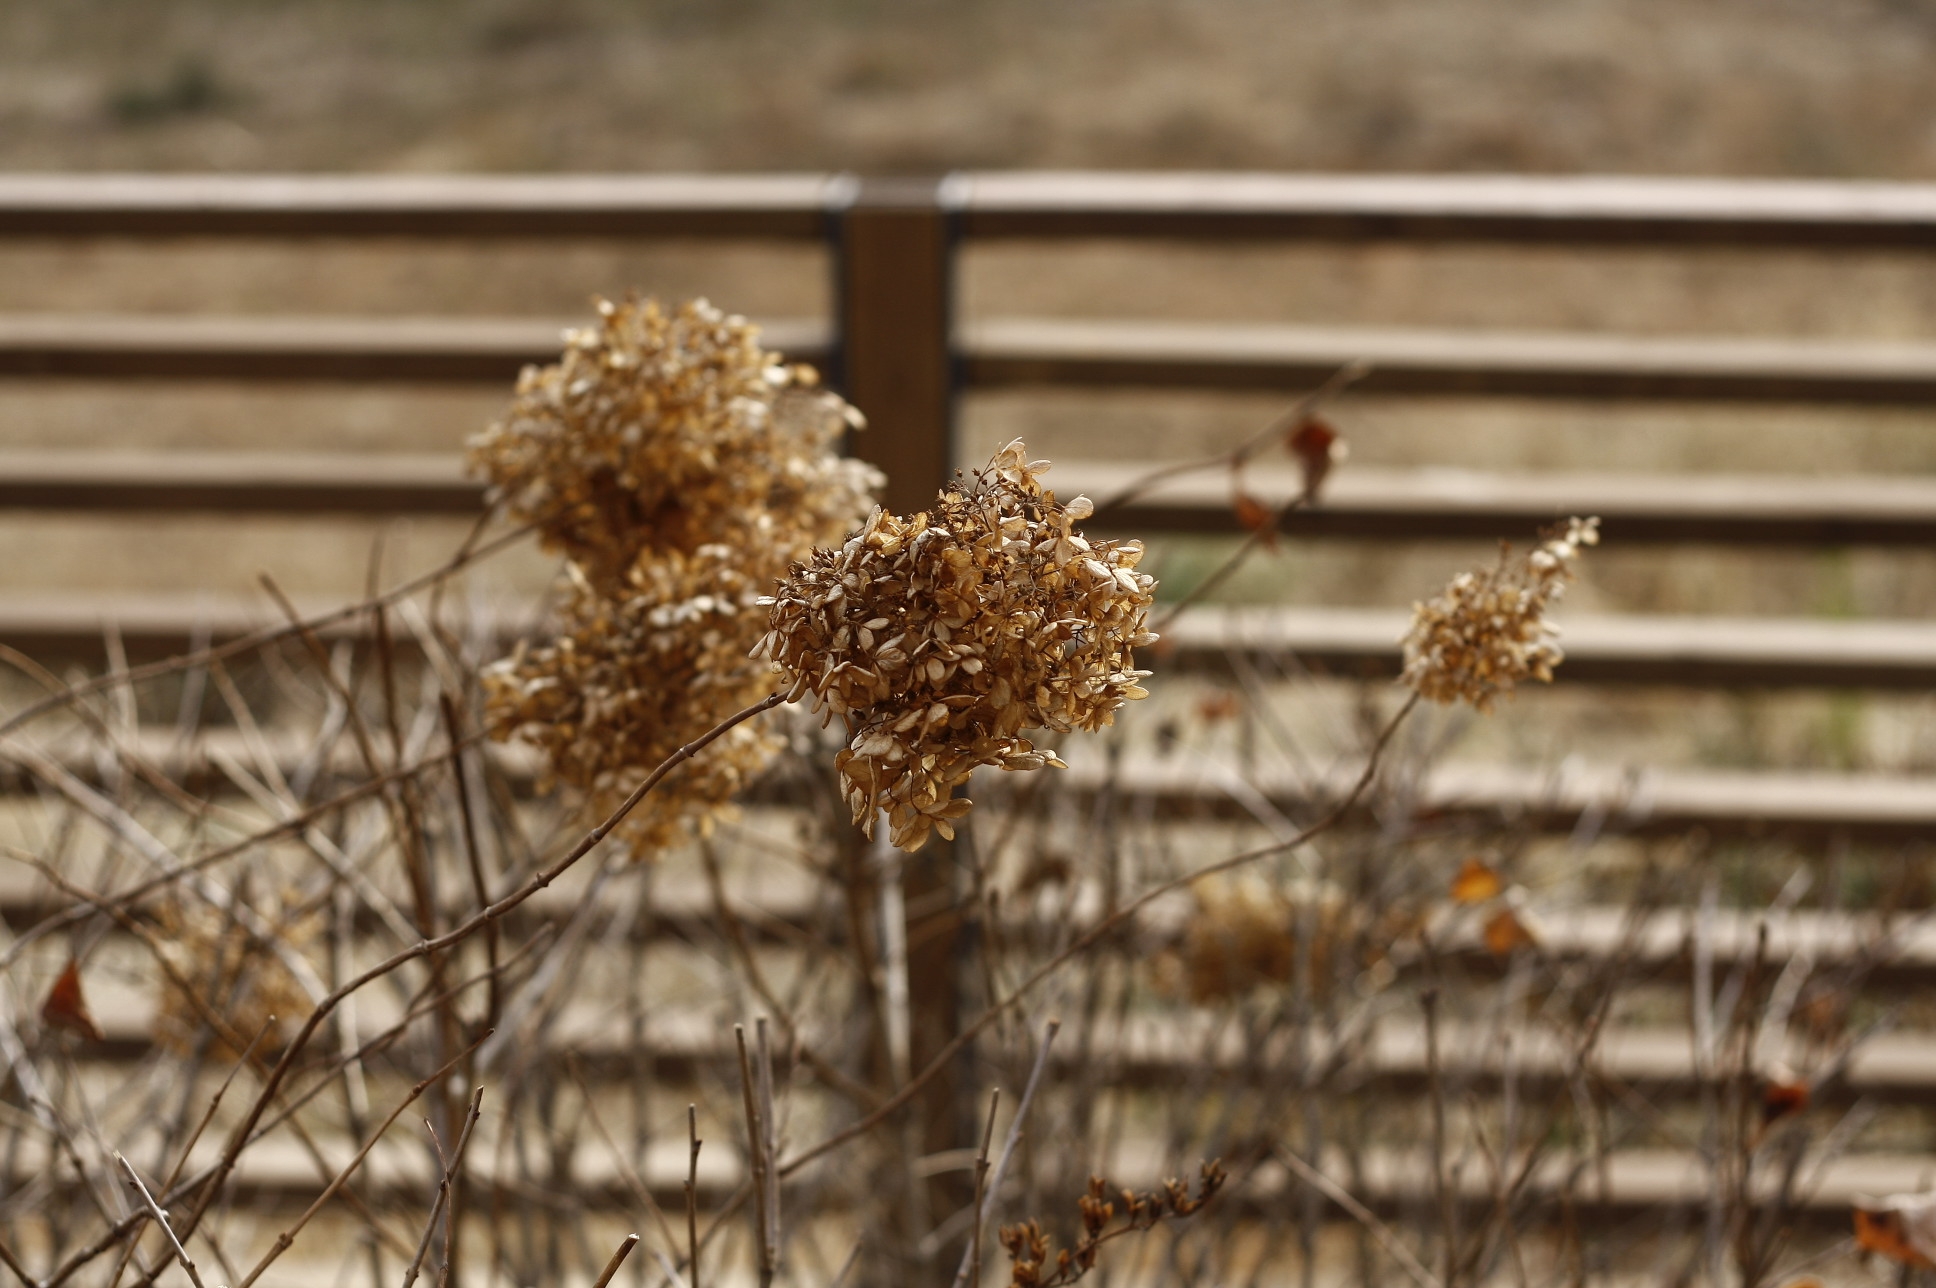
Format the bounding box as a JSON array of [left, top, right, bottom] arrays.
[[831, 177, 972, 1272], [832, 176, 956, 513]]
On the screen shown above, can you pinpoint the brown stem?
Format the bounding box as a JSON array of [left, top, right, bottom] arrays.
[[590, 1234, 640, 1288], [235, 1034, 488, 1288], [1089, 362, 1368, 516], [686, 1105, 702, 1288]]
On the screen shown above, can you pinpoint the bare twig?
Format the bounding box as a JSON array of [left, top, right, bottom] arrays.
[[686, 1105, 702, 1288], [401, 1085, 485, 1288], [755, 1019, 781, 1277], [1276, 1147, 1443, 1288], [440, 692, 501, 1029], [735, 1025, 775, 1288], [592, 1235, 641, 1288], [953, 1020, 1060, 1288], [564, 1058, 684, 1259], [827, 1240, 863, 1288], [967, 1089, 1001, 1288], [235, 1033, 489, 1288], [1423, 986, 1457, 1288], [0, 1233, 36, 1288], [1089, 362, 1368, 515], [114, 1155, 206, 1288]]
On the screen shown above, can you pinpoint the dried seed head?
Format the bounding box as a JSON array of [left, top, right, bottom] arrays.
[[475, 298, 881, 852], [482, 545, 790, 850], [468, 296, 880, 590], [758, 439, 1158, 850], [1399, 516, 1598, 711], [1168, 876, 1365, 1004], [152, 896, 315, 1060]]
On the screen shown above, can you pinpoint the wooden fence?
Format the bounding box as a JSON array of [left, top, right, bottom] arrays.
[[6, 172, 1936, 1269]]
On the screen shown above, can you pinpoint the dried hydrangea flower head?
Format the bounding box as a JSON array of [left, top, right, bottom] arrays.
[[1400, 516, 1599, 711], [758, 439, 1158, 851], [482, 545, 788, 851], [476, 298, 880, 851], [152, 895, 315, 1059], [468, 296, 878, 589]]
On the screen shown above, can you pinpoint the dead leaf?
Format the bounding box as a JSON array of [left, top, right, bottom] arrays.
[[1288, 417, 1345, 502], [1855, 1192, 1936, 1267], [41, 958, 104, 1043], [1482, 906, 1540, 957], [1231, 491, 1278, 550], [1196, 690, 1242, 724], [1761, 1066, 1810, 1125], [1450, 857, 1504, 905]]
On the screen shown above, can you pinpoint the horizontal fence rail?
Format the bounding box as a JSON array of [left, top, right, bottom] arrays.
[[965, 319, 1936, 403], [0, 173, 848, 239], [13, 314, 1936, 404], [18, 452, 1936, 547], [950, 172, 1936, 246], [10, 590, 1936, 688], [10, 172, 1936, 247], [9, 728, 1936, 844], [0, 314, 830, 382]]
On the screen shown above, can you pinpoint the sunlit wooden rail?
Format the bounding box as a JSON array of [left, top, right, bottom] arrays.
[[12, 728, 1936, 842], [18, 452, 1936, 549], [9, 588, 1936, 690]]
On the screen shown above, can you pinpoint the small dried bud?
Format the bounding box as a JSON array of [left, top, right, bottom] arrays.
[[758, 439, 1158, 850], [152, 895, 315, 1059], [1399, 516, 1598, 711]]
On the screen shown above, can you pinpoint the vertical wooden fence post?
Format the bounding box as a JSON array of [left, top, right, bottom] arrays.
[[832, 176, 956, 512], [829, 176, 974, 1262]]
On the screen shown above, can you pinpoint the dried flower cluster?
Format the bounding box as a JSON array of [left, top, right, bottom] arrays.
[[1399, 516, 1599, 711], [1000, 1163, 1227, 1287], [152, 897, 314, 1059], [469, 297, 875, 590], [757, 439, 1158, 850], [1160, 876, 1414, 1005], [475, 299, 880, 851]]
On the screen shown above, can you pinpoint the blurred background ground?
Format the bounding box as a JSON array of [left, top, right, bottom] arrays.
[[5, 0, 1936, 177]]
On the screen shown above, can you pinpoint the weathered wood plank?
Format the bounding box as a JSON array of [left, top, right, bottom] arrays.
[[0, 450, 482, 514], [1060, 461, 1936, 547], [9, 724, 1935, 843], [13, 172, 1936, 248], [954, 171, 1936, 247], [835, 178, 958, 513], [0, 313, 830, 383], [7, 592, 1936, 688], [964, 318, 1936, 403], [52, 956, 1936, 1104], [11, 452, 1936, 550], [1157, 604, 1936, 689], [1061, 755, 1936, 843], [0, 173, 844, 239], [16, 314, 1936, 404]]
